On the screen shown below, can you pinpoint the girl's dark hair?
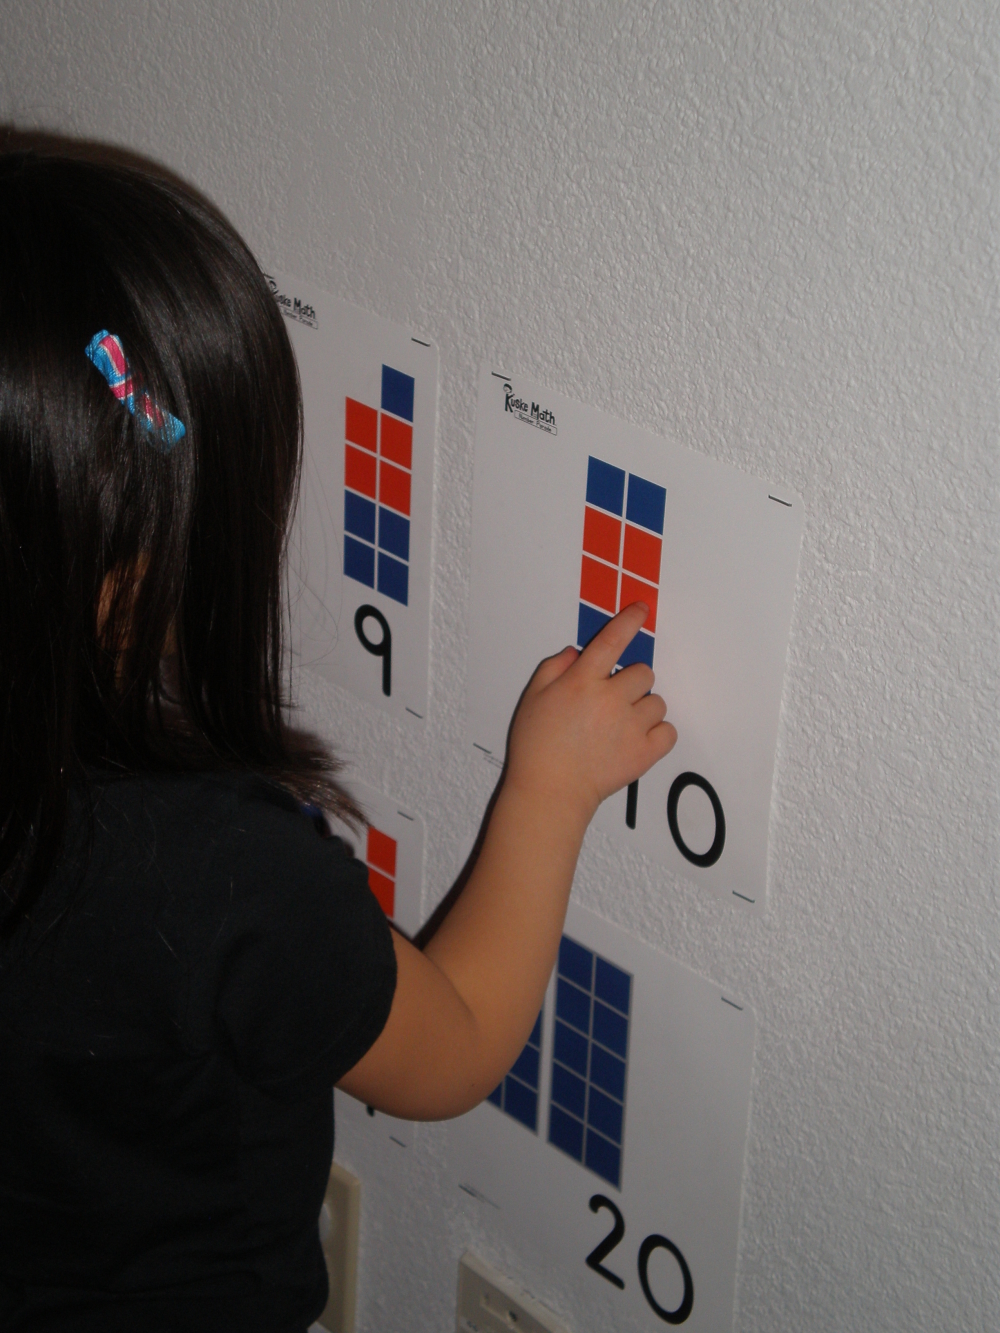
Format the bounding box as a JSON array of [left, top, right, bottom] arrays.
[[0, 139, 354, 934]]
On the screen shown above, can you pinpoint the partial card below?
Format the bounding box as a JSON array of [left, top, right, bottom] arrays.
[[328, 781, 426, 1148], [326, 779, 425, 940]]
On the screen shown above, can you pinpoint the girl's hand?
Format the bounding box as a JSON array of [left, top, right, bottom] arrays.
[[337, 603, 677, 1120], [505, 603, 678, 827]]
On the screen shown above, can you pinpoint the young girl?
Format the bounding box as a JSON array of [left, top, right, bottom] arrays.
[[0, 143, 676, 1332]]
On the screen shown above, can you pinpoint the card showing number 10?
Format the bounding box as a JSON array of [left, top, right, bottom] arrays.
[[269, 269, 437, 726], [467, 367, 803, 910]]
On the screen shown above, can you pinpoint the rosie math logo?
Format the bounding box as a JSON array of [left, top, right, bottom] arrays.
[[264, 274, 318, 329], [502, 381, 557, 435]]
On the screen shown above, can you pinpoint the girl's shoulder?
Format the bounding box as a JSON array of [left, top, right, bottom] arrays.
[[62, 766, 366, 925], [81, 765, 340, 846]]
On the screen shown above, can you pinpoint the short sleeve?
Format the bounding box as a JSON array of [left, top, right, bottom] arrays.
[[209, 779, 397, 1103]]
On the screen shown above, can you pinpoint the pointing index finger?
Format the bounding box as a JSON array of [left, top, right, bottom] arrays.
[[578, 602, 650, 676]]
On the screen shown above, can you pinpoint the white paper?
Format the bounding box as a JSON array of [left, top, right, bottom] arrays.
[[446, 902, 755, 1332], [268, 270, 438, 725], [466, 368, 803, 909]]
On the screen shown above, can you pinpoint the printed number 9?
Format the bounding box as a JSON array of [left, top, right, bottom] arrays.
[[355, 605, 392, 696], [586, 1194, 693, 1325]]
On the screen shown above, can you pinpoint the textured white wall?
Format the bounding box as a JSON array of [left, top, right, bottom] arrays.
[[3, 2, 997, 1329]]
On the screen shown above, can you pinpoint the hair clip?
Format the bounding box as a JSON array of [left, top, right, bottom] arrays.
[[85, 331, 186, 452]]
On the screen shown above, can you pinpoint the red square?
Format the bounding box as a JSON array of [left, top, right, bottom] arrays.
[[619, 573, 658, 633], [367, 826, 397, 876], [345, 444, 377, 498], [345, 397, 377, 452], [379, 460, 411, 515], [622, 524, 662, 584], [367, 867, 395, 917], [380, 414, 413, 469], [580, 554, 619, 613], [582, 506, 622, 565]]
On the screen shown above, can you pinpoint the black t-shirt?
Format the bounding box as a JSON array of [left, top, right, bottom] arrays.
[[0, 771, 397, 1332]]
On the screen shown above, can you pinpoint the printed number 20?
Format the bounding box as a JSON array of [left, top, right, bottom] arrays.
[[586, 1194, 694, 1325]]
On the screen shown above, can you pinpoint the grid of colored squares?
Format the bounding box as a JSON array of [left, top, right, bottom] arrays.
[[364, 825, 397, 919], [548, 935, 632, 1189], [486, 1009, 543, 1132], [343, 364, 415, 606], [578, 455, 666, 670]]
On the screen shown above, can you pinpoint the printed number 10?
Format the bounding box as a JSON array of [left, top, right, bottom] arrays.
[[626, 773, 727, 869], [586, 1194, 694, 1325]]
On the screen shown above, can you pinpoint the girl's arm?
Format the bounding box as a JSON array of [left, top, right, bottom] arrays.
[[336, 603, 677, 1120]]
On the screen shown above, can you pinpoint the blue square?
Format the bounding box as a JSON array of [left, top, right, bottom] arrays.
[[511, 1042, 540, 1089], [625, 474, 666, 535], [344, 535, 375, 588], [556, 978, 591, 1035], [592, 1001, 629, 1058], [589, 1045, 626, 1101], [554, 1020, 588, 1075], [548, 1104, 585, 1162], [617, 629, 654, 670], [587, 1086, 624, 1144], [594, 958, 631, 1015], [578, 602, 611, 651], [381, 365, 415, 422], [378, 507, 410, 560], [503, 1077, 538, 1131], [586, 456, 626, 516], [487, 1084, 503, 1107], [528, 1010, 543, 1048], [551, 1063, 586, 1119], [585, 1129, 621, 1188], [345, 491, 376, 543], [376, 551, 409, 605], [558, 936, 594, 991]]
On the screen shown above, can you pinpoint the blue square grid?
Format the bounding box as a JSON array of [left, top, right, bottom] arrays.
[[586, 456, 626, 516], [376, 551, 409, 606], [577, 603, 612, 652], [381, 364, 415, 423], [625, 473, 666, 535], [345, 491, 376, 544], [344, 534, 375, 588], [486, 1009, 543, 1132], [577, 603, 653, 672], [547, 935, 632, 1189], [378, 507, 410, 561], [616, 629, 654, 670]]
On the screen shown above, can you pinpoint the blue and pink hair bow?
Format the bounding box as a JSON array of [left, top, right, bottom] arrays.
[[85, 331, 186, 451]]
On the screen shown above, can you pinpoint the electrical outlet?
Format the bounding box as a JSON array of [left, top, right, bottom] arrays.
[[315, 1161, 360, 1333], [456, 1252, 571, 1333]]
